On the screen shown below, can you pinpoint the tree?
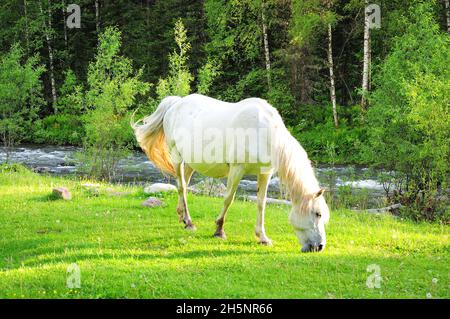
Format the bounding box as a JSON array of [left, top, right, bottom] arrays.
[[39, 0, 58, 113], [156, 18, 220, 100], [444, 0, 450, 34], [95, 0, 100, 34], [361, 0, 370, 110], [165, 18, 194, 97], [325, 0, 338, 127], [261, 0, 272, 90], [81, 27, 150, 180], [366, 3, 449, 221], [290, 0, 339, 126], [0, 45, 44, 160]]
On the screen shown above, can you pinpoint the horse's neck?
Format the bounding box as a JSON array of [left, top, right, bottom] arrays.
[[276, 133, 320, 202]]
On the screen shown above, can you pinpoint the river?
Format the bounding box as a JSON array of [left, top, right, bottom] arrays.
[[1, 144, 387, 206]]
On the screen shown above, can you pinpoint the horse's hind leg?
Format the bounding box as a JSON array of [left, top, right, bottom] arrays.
[[255, 172, 273, 245], [214, 165, 245, 239], [175, 162, 196, 230]]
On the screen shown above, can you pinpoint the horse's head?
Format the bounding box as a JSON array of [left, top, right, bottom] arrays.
[[289, 189, 330, 253]]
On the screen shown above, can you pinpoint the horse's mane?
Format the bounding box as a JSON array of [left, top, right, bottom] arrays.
[[273, 129, 320, 211]]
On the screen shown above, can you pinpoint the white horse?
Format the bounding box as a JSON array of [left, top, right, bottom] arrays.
[[133, 94, 330, 252]]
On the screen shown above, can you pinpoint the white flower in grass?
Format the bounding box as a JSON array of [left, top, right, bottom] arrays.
[[432, 278, 438, 284], [426, 292, 432, 299]]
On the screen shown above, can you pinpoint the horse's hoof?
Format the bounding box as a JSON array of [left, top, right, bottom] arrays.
[[214, 232, 227, 240], [259, 239, 273, 246], [185, 224, 197, 231]]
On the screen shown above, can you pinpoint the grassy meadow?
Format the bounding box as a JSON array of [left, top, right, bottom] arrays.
[[0, 167, 448, 299]]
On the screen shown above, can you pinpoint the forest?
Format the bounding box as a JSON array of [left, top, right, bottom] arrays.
[[0, 0, 449, 221]]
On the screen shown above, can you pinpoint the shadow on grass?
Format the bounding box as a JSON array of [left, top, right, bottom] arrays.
[[31, 193, 63, 202]]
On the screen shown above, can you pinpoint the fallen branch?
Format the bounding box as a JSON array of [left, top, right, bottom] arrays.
[[244, 195, 291, 206], [244, 195, 402, 215], [352, 203, 402, 214]]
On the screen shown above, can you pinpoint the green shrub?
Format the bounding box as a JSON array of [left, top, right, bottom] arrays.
[[366, 3, 449, 222], [0, 163, 32, 174], [0, 44, 44, 160], [33, 114, 84, 145], [290, 116, 366, 164], [80, 27, 149, 181]]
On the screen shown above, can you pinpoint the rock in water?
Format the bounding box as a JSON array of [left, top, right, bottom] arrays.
[[52, 187, 72, 200], [143, 183, 177, 194], [142, 197, 165, 208]]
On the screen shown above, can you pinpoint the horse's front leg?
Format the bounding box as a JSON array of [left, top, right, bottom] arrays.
[[255, 172, 273, 245], [175, 162, 195, 230], [214, 165, 245, 239]]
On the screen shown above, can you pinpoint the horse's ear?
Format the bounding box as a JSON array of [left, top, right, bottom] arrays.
[[314, 188, 325, 199]]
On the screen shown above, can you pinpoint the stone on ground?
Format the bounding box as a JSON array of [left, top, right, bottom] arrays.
[[52, 187, 72, 200], [141, 197, 165, 208], [143, 183, 177, 194]]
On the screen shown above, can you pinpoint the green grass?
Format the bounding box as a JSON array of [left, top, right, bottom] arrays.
[[0, 168, 448, 299]]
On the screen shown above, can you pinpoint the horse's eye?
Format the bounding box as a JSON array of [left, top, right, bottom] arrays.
[[315, 212, 321, 218]]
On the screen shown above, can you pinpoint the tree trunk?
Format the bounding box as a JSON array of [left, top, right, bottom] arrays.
[[23, 0, 30, 55], [327, 23, 338, 128], [261, 0, 272, 90], [62, 0, 68, 48], [445, 0, 450, 34], [361, 0, 371, 110], [95, 0, 100, 34], [40, 0, 58, 113]]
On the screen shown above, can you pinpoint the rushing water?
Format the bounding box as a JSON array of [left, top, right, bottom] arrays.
[[0, 144, 386, 204]]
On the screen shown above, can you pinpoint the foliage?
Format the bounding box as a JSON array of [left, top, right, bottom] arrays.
[[33, 114, 84, 145], [155, 19, 220, 101], [80, 27, 149, 181], [0, 162, 32, 174], [0, 44, 44, 159], [156, 19, 193, 98], [366, 3, 449, 221], [0, 0, 447, 222], [291, 105, 366, 164], [197, 59, 221, 95], [56, 70, 84, 115]]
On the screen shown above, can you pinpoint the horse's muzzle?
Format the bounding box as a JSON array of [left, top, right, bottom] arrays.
[[301, 243, 325, 253]]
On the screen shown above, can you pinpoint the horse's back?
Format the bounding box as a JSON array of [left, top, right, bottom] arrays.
[[166, 94, 283, 129], [163, 94, 286, 177]]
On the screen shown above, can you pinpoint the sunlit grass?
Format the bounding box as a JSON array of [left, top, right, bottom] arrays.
[[0, 169, 448, 298]]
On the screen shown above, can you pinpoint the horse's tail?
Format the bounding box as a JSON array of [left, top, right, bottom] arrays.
[[131, 96, 181, 176]]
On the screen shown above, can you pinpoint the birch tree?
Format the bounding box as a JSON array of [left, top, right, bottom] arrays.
[[324, 0, 338, 127], [39, 0, 58, 113], [261, 0, 272, 90], [361, 0, 370, 110], [62, 0, 67, 48], [23, 0, 30, 55], [327, 23, 338, 127], [444, 0, 450, 34], [95, 0, 100, 34]]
